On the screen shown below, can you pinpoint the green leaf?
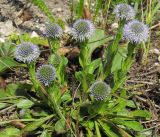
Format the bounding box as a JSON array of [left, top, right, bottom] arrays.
[[56, 56, 68, 84], [21, 115, 53, 133], [87, 29, 112, 55], [93, 0, 103, 21], [0, 57, 25, 73], [54, 118, 66, 134], [0, 41, 15, 57], [85, 58, 101, 74], [81, 121, 94, 130], [113, 119, 143, 131], [61, 92, 72, 103], [49, 85, 61, 105], [0, 103, 8, 109], [95, 121, 101, 137], [98, 120, 121, 137], [76, 0, 84, 18], [130, 110, 151, 118], [111, 46, 127, 72], [127, 100, 137, 108], [75, 71, 84, 82], [0, 127, 20, 137], [10, 33, 48, 46], [32, 0, 55, 22], [6, 83, 32, 97], [40, 130, 52, 137], [111, 98, 127, 112], [17, 99, 34, 109]]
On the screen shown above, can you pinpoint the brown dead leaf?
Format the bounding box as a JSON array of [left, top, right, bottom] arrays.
[[11, 121, 26, 129], [57, 47, 71, 55], [67, 47, 80, 60], [0, 77, 6, 89], [20, 8, 32, 24], [60, 85, 68, 94], [83, 3, 91, 19]]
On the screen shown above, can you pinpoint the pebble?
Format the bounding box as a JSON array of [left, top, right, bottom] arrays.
[[154, 62, 160, 67], [0, 20, 16, 37], [31, 31, 39, 38], [111, 23, 119, 29], [153, 49, 160, 55], [57, 8, 62, 12], [64, 25, 70, 33], [0, 38, 5, 43], [158, 56, 160, 62]]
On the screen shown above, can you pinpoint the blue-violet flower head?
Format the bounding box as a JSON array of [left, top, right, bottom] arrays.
[[123, 20, 149, 44], [90, 81, 111, 101], [114, 4, 135, 20], [71, 19, 95, 42], [44, 23, 63, 39], [14, 42, 40, 64], [36, 64, 56, 86]]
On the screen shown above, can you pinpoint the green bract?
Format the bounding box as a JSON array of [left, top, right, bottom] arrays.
[[90, 81, 111, 100]]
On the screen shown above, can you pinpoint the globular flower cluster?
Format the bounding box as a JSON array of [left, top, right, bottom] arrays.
[[14, 42, 40, 64], [90, 81, 111, 101], [36, 64, 56, 86], [114, 4, 135, 20], [48, 53, 62, 66], [44, 23, 63, 39], [123, 20, 149, 44], [71, 19, 95, 42]]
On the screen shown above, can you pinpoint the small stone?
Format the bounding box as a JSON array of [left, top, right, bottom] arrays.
[[64, 25, 70, 33], [154, 62, 160, 67], [31, 31, 39, 38], [158, 56, 160, 62], [57, 8, 62, 12], [0, 20, 16, 37], [111, 23, 119, 29], [153, 49, 160, 55], [0, 38, 5, 43]]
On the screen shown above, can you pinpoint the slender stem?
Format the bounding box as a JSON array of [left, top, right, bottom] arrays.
[[47, 38, 60, 54], [28, 63, 38, 90], [102, 20, 124, 80], [28, 64, 48, 103], [47, 38, 52, 54], [47, 87, 76, 136], [79, 40, 89, 92], [112, 42, 136, 93]]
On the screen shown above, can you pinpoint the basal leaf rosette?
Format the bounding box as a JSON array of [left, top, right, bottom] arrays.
[[90, 81, 111, 101], [36, 64, 56, 86], [114, 4, 135, 20], [123, 20, 149, 44], [71, 19, 95, 42], [14, 42, 40, 64]]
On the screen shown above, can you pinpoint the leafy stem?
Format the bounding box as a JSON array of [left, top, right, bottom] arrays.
[[102, 20, 125, 80], [112, 42, 136, 93], [47, 38, 60, 54], [47, 86, 76, 136]]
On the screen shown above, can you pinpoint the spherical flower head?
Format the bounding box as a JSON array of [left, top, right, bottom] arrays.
[[71, 19, 95, 42], [36, 64, 56, 86], [14, 42, 40, 64], [44, 23, 62, 39], [114, 4, 135, 20], [123, 20, 149, 44], [90, 81, 111, 101], [48, 54, 61, 67]]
